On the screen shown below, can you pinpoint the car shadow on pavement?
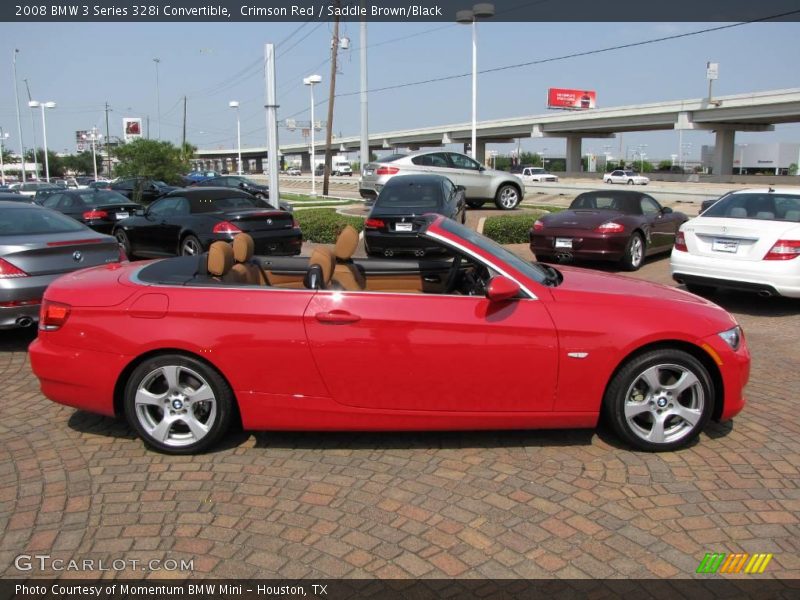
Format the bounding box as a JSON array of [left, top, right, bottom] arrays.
[[0, 327, 37, 352], [688, 290, 800, 317], [67, 411, 138, 442]]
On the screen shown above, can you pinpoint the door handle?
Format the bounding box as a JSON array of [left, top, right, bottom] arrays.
[[315, 310, 361, 324], [423, 276, 440, 283]]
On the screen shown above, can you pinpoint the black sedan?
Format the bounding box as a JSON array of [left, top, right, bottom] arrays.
[[38, 190, 141, 234], [113, 187, 301, 259], [110, 177, 179, 204], [530, 190, 687, 271], [0, 192, 35, 204], [191, 175, 269, 201], [364, 174, 466, 257]]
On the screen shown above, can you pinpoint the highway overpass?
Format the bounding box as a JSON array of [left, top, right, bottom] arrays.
[[193, 87, 800, 177]]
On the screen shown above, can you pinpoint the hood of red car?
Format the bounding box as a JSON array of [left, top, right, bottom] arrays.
[[541, 209, 626, 231]]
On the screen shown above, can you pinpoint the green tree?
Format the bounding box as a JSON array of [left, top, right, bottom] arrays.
[[26, 149, 64, 178], [789, 163, 798, 176], [657, 160, 674, 171], [62, 151, 102, 175], [113, 139, 189, 184]]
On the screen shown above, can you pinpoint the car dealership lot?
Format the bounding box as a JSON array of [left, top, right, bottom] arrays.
[[0, 255, 799, 578]]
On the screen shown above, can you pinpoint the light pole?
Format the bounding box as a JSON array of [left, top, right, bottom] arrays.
[[229, 101, 242, 175], [28, 100, 55, 182], [456, 3, 494, 160], [303, 74, 322, 196], [738, 144, 747, 175], [541, 147, 548, 170], [636, 144, 648, 172], [153, 58, 161, 139], [0, 129, 9, 185], [81, 128, 102, 181], [12, 49, 26, 183]]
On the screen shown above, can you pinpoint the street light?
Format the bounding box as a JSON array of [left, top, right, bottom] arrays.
[[153, 58, 161, 139], [81, 128, 103, 181], [0, 129, 9, 185], [456, 3, 494, 160], [27, 100, 55, 182], [229, 101, 242, 175], [303, 74, 322, 196], [541, 147, 548, 169]]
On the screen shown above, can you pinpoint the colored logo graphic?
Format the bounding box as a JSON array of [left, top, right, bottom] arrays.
[[696, 553, 773, 574]]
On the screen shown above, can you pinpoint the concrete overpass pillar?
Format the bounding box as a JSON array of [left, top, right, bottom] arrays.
[[300, 152, 311, 172], [566, 136, 583, 172], [712, 129, 735, 176]]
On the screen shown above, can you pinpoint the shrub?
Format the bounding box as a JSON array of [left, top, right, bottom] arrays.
[[483, 211, 549, 244], [294, 208, 364, 243]]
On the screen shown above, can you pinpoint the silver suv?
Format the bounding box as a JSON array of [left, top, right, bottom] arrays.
[[360, 150, 525, 210]]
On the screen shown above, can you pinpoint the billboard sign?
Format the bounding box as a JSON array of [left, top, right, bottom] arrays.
[[123, 118, 143, 142], [75, 130, 89, 152], [547, 88, 597, 110]]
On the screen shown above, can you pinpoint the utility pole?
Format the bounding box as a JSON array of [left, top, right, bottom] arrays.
[[104, 101, 112, 177], [153, 58, 161, 139], [23, 79, 39, 180], [264, 43, 280, 209], [181, 96, 187, 161], [12, 49, 26, 183], [322, 0, 340, 197], [359, 13, 369, 175]]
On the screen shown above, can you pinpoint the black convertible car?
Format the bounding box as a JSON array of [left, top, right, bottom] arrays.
[[38, 190, 141, 233], [190, 175, 269, 201], [113, 187, 301, 258]]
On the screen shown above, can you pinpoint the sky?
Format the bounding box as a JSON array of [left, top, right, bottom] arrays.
[[2, 19, 799, 163]]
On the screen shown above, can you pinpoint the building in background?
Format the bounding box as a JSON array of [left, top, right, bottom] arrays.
[[702, 142, 800, 175]]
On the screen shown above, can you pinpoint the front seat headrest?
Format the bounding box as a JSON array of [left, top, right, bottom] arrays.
[[233, 233, 255, 263], [309, 247, 334, 284], [334, 225, 359, 261], [208, 241, 234, 277]]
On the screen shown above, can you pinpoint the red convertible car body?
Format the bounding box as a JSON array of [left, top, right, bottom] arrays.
[[30, 215, 749, 454]]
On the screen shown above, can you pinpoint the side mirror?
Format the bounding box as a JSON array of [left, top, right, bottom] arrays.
[[455, 185, 466, 192], [662, 206, 673, 214], [238, 182, 247, 189], [485, 276, 520, 302], [478, 166, 486, 172]]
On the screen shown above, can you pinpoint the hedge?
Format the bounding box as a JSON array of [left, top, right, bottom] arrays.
[[294, 208, 364, 244], [482, 211, 548, 245]]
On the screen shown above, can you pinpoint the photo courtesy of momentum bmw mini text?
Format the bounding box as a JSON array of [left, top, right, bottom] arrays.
[[1, 1, 799, 599]]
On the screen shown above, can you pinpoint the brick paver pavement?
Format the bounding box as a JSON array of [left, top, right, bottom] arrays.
[[0, 254, 798, 579]]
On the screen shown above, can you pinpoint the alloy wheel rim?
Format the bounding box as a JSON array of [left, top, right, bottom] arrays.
[[500, 188, 518, 208], [134, 365, 217, 447], [115, 231, 127, 246], [623, 363, 704, 445], [182, 238, 200, 255], [631, 237, 643, 267]]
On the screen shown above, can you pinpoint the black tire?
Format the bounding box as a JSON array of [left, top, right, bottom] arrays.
[[466, 200, 484, 209], [605, 179, 613, 184], [620, 232, 645, 271], [123, 354, 235, 454], [180, 234, 202, 256], [603, 349, 713, 452], [115, 229, 131, 257], [494, 184, 521, 210], [627, 179, 635, 185]]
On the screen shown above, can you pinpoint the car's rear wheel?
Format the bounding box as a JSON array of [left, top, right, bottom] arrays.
[[620, 232, 645, 271], [606, 179, 613, 184], [495, 185, 521, 210], [627, 179, 635, 185], [604, 349, 713, 451], [115, 229, 131, 257], [466, 200, 484, 209], [180, 235, 202, 256], [124, 354, 234, 454]]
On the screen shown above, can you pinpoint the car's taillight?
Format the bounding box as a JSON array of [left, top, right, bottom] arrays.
[[365, 218, 385, 229], [0, 258, 28, 279], [532, 219, 544, 232], [375, 166, 400, 176], [40, 300, 71, 331], [212, 221, 242, 234], [83, 209, 108, 220], [674, 231, 688, 252], [764, 239, 800, 260], [594, 222, 625, 233]]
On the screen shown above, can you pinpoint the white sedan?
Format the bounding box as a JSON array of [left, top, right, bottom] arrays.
[[519, 167, 559, 182], [671, 188, 800, 298], [604, 170, 649, 185]]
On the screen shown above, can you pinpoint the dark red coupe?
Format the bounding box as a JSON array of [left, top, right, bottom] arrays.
[[530, 190, 688, 270], [30, 215, 748, 455]]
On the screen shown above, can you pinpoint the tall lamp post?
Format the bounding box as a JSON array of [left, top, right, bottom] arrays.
[[303, 74, 322, 196], [12, 49, 26, 183], [456, 3, 494, 160], [229, 101, 242, 175], [153, 58, 161, 139], [81, 128, 102, 181], [27, 100, 55, 182], [0, 129, 9, 185]]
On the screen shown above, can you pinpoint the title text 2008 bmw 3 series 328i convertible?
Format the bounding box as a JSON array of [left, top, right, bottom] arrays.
[[30, 215, 750, 455]]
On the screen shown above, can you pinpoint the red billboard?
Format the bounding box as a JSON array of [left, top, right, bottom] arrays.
[[547, 88, 597, 110]]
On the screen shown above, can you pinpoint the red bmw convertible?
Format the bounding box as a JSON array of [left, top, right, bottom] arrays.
[[30, 215, 749, 454]]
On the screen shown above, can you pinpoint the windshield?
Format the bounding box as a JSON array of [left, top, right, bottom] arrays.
[[439, 219, 548, 286], [702, 193, 800, 221], [376, 181, 442, 209], [79, 191, 131, 206], [623, 171, 637, 176], [0, 207, 86, 235]]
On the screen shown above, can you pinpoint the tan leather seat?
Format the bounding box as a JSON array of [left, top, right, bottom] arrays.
[[308, 247, 335, 288], [207, 241, 243, 284], [332, 225, 366, 291], [231, 233, 269, 285]]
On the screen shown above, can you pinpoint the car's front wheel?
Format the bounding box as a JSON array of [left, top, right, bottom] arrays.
[[180, 235, 202, 256], [495, 184, 521, 210], [620, 232, 645, 271], [627, 179, 635, 185], [115, 229, 131, 257], [606, 179, 613, 184], [124, 354, 235, 454], [604, 349, 713, 451]]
